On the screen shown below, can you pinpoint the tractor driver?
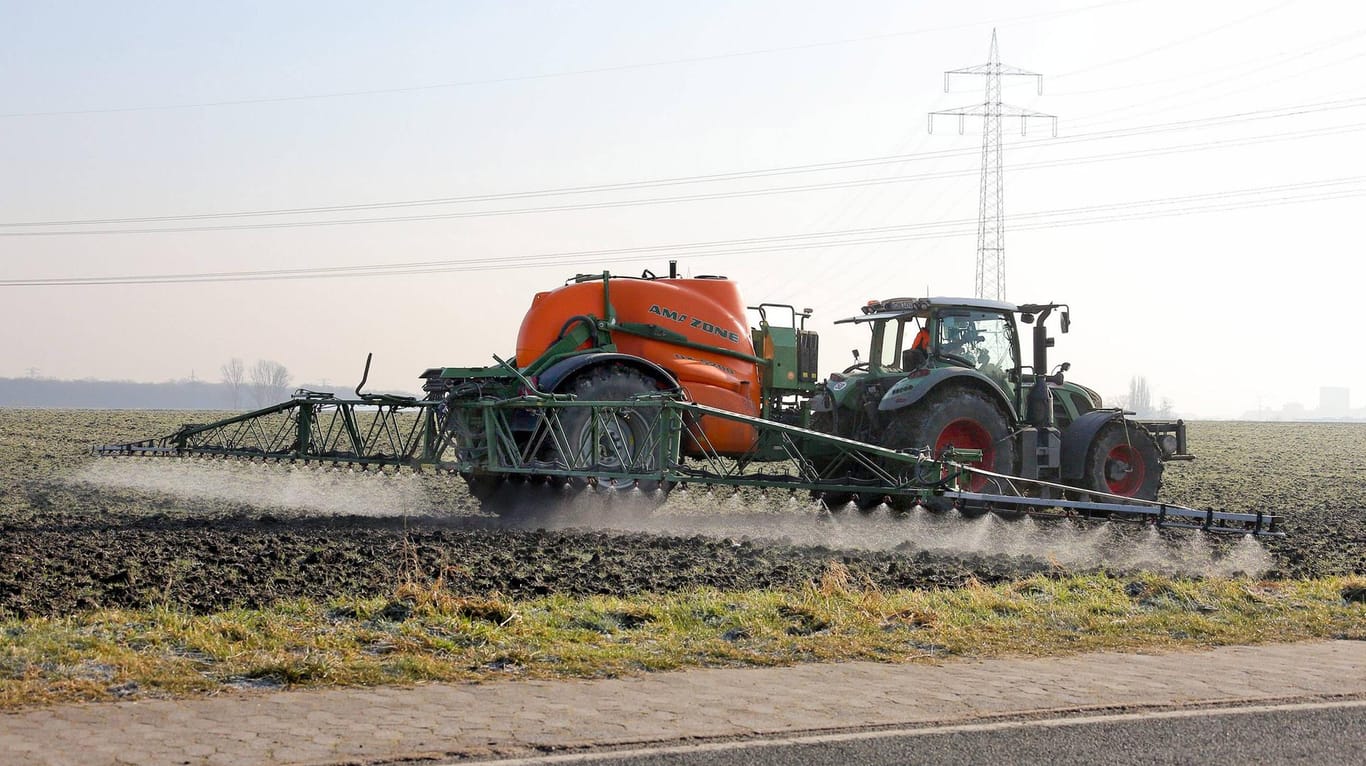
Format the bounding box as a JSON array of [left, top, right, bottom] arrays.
[[902, 325, 931, 370], [938, 318, 981, 358]]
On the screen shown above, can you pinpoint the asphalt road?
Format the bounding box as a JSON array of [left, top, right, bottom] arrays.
[[475, 700, 1366, 766]]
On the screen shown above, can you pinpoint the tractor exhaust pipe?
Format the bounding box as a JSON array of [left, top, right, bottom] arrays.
[[1027, 308, 1054, 429]]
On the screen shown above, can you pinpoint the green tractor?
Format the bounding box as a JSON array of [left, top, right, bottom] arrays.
[[809, 297, 1189, 508]]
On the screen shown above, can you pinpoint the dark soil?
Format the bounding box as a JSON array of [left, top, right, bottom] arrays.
[[0, 511, 1041, 618], [0, 411, 1361, 618]]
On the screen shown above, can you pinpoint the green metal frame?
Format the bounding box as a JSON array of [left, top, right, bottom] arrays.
[[97, 388, 1278, 535], [96, 388, 971, 501], [96, 393, 449, 469], [439, 394, 972, 499]]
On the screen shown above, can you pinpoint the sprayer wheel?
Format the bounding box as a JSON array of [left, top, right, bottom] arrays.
[[557, 365, 669, 495], [464, 474, 519, 517]]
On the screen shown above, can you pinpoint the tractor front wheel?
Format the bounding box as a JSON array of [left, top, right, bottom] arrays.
[[1080, 421, 1163, 501]]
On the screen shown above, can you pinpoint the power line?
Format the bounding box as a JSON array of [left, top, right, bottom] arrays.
[[8, 95, 1363, 228], [1069, 55, 1366, 134], [5, 176, 1361, 286], [0, 0, 1140, 119], [1049, 24, 1366, 98], [4, 98, 1364, 238], [4, 117, 1358, 238], [1052, 0, 1296, 79]]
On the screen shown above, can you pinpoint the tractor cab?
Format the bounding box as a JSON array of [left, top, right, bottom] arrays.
[[848, 297, 1019, 376], [812, 297, 1025, 441]]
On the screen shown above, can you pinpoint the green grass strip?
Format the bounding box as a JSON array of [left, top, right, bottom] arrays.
[[2, 569, 1362, 709]]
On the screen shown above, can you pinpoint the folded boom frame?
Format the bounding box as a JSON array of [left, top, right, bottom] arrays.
[[96, 390, 1279, 536]]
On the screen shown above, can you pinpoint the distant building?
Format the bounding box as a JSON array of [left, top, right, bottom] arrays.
[[1237, 387, 1363, 421], [1319, 386, 1350, 418]]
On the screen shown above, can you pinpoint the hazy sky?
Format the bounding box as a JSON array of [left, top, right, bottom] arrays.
[[3, 0, 1364, 418]]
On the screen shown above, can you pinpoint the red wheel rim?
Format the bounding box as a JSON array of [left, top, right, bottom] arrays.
[[1104, 444, 1145, 496], [935, 419, 995, 492]]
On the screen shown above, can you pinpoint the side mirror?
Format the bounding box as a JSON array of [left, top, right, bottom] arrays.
[[1048, 362, 1071, 386], [851, 349, 860, 361], [1060, 311, 1071, 333]]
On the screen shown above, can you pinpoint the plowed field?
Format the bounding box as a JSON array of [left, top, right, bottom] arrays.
[[1, 410, 1361, 618]]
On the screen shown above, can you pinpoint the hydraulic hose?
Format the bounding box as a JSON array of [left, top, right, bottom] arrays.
[[557, 315, 600, 346]]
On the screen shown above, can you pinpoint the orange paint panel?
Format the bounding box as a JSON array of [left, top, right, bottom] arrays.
[[515, 276, 763, 455], [678, 384, 758, 455]]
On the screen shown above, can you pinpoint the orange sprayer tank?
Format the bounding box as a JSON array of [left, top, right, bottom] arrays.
[[516, 275, 760, 455]]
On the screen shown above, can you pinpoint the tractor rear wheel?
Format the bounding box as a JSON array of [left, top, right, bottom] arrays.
[[1080, 421, 1163, 501], [882, 386, 1016, 499], [557, 365, 667, 493]]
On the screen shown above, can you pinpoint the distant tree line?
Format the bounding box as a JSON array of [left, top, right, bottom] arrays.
[[0, 359, 354, 410], [219, 358, 291, 408], [0, 377, 243, 410]]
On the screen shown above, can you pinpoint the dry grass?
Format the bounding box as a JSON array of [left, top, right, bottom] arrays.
[[1, 568, 1361, 709]]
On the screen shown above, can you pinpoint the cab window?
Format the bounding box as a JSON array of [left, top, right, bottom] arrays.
[[875, 318, 914, 371], [934, 310, 1017, 387]]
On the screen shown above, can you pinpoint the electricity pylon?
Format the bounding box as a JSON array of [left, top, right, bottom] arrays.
[[929, 30, 1055, 301]]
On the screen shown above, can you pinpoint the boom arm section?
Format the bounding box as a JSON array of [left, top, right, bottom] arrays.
[[97, 387, 1278, 536], [96, 391, 449, 469]]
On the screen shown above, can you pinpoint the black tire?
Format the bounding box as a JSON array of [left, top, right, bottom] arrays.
[[557, 365, 667, 492], [823, 407, 890, 511], [807, 411, 855, 510], [808, 410, 837, 437], [881, 386, 1017, 496], [1079, 421, 1163, 501], [468, 474, 568, 518], [465, 473, 520, 517]]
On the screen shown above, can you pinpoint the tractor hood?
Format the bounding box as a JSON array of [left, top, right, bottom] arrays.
[[810, 371, 865, 412]]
